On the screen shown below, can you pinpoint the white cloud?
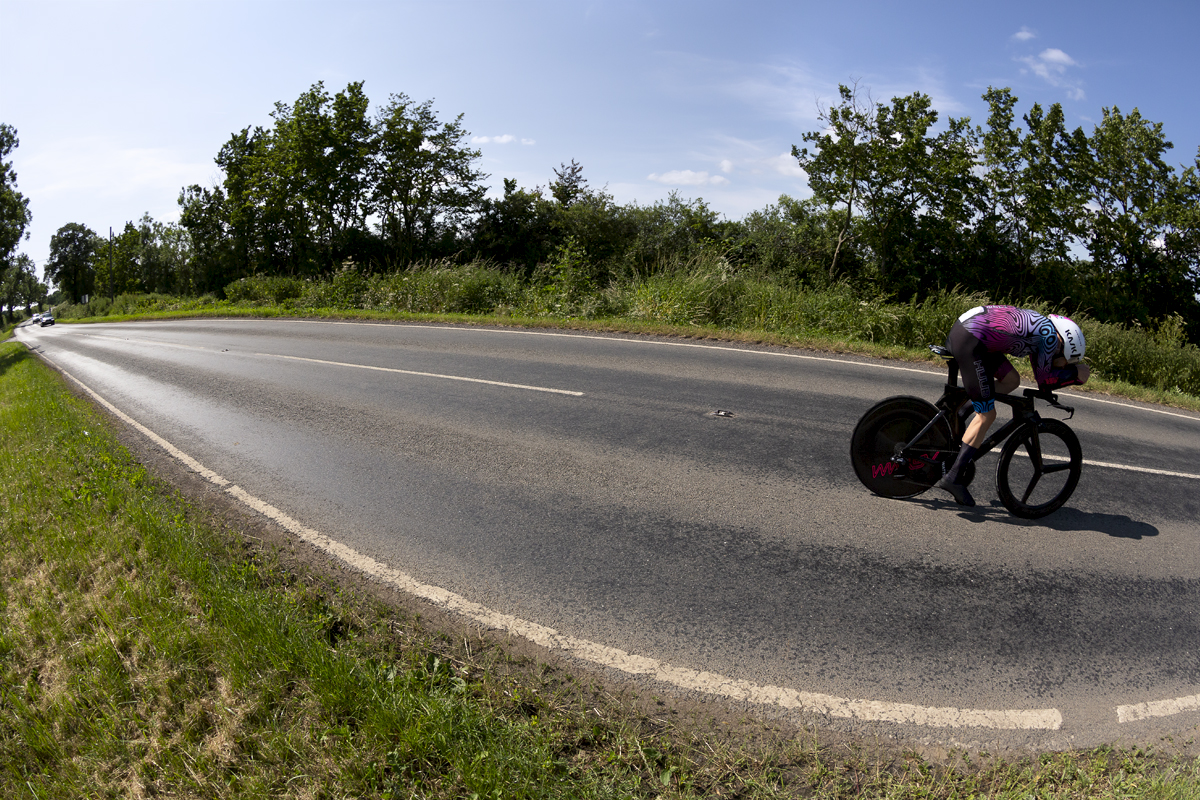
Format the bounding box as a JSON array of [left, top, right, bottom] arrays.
[[1017, 47, 1085, 100], [719, 159, 734, 174], [1039, 48, 1077, 68], [1012, 26, 1036, 42], [647, 170, 730, 187], [768, 153, 806, 179], [472, 134, 517, 144], [521, 138, 536, 145]]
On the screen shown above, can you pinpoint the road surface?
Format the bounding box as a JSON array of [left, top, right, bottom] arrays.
[[17, 318, 1200, 751]]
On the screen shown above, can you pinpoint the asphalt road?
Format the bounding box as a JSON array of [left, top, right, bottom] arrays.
[[16, 318, 1200, 751]]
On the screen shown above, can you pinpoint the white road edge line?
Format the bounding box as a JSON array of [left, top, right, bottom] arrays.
[[1117, 694, 1200, 723], [41, 352, 1064, 732]]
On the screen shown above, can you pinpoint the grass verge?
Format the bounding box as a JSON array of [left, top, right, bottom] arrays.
[[2, 337, 1199, 797]]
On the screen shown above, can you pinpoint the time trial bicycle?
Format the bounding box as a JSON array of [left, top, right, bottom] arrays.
[[850, 345, 1083, 518]]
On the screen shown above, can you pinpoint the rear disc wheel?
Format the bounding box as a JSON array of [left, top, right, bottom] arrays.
[[851, 396, 953, 498]]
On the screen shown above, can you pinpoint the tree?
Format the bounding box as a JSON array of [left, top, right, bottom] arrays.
[[736, 196, 856, 284], [1, 253, 42, 323], [92, 222, 148, 296], [471, 178, 556, 273], [259, 81, 375, 272], [1, 123, 32, 293], [134, 214, 193, 295], [973, 87, 1089, 299], [1080, 106, 1199, 327], [793, 83, 876, 282], [550, 159, 588, 207], [371, 93, 486, 264], [795, 86, 978, 296], [179, 183, 236, 294], [45, 222, 99, 303]]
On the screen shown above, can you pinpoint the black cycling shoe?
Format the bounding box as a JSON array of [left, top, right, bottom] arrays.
[[936, 476, 976, 507]]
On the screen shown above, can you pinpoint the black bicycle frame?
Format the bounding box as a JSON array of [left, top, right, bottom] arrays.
[[900, 355, 1073, 463]]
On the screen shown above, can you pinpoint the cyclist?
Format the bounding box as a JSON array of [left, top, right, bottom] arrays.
[[936, 306, 1089, 506]]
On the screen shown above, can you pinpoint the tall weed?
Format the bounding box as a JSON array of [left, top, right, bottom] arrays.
[[363, 262, 523, 314], [225, 274, 306, 305]]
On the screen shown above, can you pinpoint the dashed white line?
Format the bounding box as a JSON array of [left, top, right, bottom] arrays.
[[66, 330, 584, 397], [1035, 453, 1200, 481], [261, 352, 583, 396], [1117, 694, 1200, 723]]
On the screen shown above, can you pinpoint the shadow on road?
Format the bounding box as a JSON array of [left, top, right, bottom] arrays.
[[969, 501, 1159, 539], [1022, 506, 1160, 539], [904, 495, 1161, 539]]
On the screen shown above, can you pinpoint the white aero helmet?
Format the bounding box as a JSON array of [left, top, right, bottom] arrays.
[[1049, 314, 1085, 363]]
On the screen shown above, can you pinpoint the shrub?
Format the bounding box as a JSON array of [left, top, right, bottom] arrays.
[[224, 275, 306, 305], [360, 263, 522, 315], [1083, 317, 1200, 396]]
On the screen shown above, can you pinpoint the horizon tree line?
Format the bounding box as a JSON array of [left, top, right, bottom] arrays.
[[13, 78, 1200, 340]]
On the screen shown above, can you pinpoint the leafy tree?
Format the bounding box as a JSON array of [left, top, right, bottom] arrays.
[[1079, 106, 1200, 328], [136, 214, 194, 295], [550, 159, 588, 207], [471, 178, 557, 274], [973, 87, 1089, 299], [371, 93, 486, 264], [93, 222, 149, 296], [621, 192, 735, 273], [551, 182, 637, 283], [45, 222, 99, 304], [1, 123, 32, 293], [795, 86, 978, 297], [736, 196, 857, 285], [793, 83, 876, 281], [265, 81, 375, 272], [178, 183, 236, 294], [1, 253, 41, 322]]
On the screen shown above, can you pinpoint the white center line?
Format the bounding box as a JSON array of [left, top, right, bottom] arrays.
[[301, 320, 1200, 422], [69, 330, 583, 396], [1035, 453, 1200, 481], [261, 352, 584, 396]]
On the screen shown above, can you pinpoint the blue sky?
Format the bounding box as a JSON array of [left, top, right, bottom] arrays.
[[3, 0, 1198, 278]]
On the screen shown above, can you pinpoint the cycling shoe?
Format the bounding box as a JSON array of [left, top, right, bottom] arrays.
[[936, 476, 976, 507]]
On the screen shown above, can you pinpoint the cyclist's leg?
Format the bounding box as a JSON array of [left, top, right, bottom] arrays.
[[994, 357, 1019, 396], [937, 323, 997, 505], [960, 354, 1013, 447]]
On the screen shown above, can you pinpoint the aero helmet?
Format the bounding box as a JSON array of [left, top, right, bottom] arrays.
[[1048, 314, 1085, 363]]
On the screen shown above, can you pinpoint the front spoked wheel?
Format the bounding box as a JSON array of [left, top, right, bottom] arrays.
[[996, 419, 1082, 518]]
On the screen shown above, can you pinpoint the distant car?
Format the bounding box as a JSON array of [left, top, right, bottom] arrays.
[[30, 313, 42, 325], [39, 313, 55, 327]]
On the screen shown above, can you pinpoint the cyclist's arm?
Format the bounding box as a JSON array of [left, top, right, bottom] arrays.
[[1034, 360, 1087, 391]]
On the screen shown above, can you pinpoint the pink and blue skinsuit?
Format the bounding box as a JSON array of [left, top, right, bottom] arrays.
[[946, 306, 1083, 414]]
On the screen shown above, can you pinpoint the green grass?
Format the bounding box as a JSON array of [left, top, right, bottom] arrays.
[[3, 335, 1199, 797], [0, 340, 670, 797]]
